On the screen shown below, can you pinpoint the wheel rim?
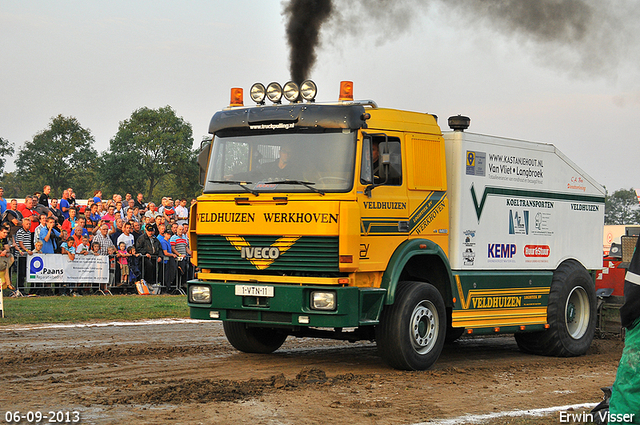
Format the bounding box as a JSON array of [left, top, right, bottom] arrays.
[[410, 300, 439, 354], [565, 286, 590, 339]]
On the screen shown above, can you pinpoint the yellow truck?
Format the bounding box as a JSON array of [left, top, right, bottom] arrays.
[[188, 81, 605, 370]]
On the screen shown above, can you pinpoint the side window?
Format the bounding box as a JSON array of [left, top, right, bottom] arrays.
[[368, 135, 402, 186], [360, 137, 373, 185]]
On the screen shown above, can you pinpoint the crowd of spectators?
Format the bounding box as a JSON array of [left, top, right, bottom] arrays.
[[0, 185, 196, 296]]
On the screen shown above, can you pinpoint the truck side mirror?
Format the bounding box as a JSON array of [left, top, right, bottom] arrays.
[[198, 139, 212, 186]]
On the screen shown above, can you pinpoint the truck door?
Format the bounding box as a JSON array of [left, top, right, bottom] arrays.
[[358, 134, 409, 271]]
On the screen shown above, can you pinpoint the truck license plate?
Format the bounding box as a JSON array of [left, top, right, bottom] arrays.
[[235, 285, 274, 298]]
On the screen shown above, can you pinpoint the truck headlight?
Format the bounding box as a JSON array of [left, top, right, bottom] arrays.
[[311, 291, 336, 311], [190, 285, 211, 303]]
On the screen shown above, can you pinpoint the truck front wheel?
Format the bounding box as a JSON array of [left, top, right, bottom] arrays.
[[223, 322, 288, 354], [515, 260, 596, 356], [376, 281, 446, 370]]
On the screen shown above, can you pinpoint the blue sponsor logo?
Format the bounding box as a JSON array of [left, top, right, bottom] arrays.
[[488, 244, 517, 258], [30, 256, 44, 274]]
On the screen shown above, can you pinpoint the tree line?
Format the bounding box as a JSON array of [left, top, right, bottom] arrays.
[[0, 106, 202, 202]]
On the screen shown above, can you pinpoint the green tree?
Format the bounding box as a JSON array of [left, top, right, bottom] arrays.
[[0, 136, 15, 179], [605, 188, 640, 225], [15, 115, 98, 197], [101, 106, 196, 199]]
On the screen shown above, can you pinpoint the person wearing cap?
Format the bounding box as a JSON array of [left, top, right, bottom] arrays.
[[135, 222, 163, 285]]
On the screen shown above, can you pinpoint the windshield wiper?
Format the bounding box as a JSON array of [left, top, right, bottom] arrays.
[[269, 180, 325, 195], [208, 180, 259, 196]]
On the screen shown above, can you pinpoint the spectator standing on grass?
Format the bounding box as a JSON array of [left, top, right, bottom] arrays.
[[109, 217, 123, 246], [0, 187, 6, 214], [144, 202, 160, 220], [153, 214, 165, 236], [102, 204, 117, 229], [59, 190, 70, 219], [117, 242, 129, 286], [93, 224, 114, 255], [136, 223, 162, 285], [15, 216, 33, 294], [170, 224, 191, 288], [38, 185, 51, 207], [33, 214, 47, 245], [71, 218, 89, 246], [134, 193, 146, 213], [61, 207, 78, 234], [117, 221, 134, 249], [76, 235, 90, 255], [1, 204, 23, 237], [61, 237, 76, 261], [40, 217, 60, 254], [123, 198, 135, 218], [175, 198, 189, 226], [0, 225, 14, 290], [158, 227, 177, 288], [131, 221, 142, 243], [49, 198, 64, 226], [19, 196, 39, 233]]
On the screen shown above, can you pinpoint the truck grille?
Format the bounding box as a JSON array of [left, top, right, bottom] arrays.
[[197, 235, 339, 273]]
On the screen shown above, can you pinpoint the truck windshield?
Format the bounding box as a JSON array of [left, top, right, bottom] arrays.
[[204, 131, 356, 194]]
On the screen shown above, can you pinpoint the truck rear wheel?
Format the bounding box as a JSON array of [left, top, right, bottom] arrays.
[[376, 281, 446, 370], [515, 260, 596, 356], [223, 322, 288, 354]]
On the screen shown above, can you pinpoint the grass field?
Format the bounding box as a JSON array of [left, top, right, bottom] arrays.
[[0, 293, 190, 326]]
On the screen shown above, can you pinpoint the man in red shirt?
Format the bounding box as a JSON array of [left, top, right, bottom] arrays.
[[18, 196, 39, 233]]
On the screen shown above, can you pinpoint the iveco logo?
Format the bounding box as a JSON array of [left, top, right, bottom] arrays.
[[226, 235, 300, 270], [241, 246, 280, 260]]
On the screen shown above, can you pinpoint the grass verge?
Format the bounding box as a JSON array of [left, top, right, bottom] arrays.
[[0, 294, 190, 326]]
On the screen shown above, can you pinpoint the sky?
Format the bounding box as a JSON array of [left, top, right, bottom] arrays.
[[1, 0, 639, 192]]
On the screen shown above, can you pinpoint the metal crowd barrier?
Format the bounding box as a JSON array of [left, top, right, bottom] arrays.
[[9, 252, 194, 296]]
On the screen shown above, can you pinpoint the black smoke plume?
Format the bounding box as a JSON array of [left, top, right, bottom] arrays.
[[283, 0, 635, 80], [283, 0, 333, 84]]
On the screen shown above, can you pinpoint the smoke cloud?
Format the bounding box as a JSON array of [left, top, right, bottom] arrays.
[[283, 0, 333, 85], [282, 0, 637, 81]]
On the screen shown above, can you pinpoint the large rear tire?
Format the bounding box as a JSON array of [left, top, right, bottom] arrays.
[[515, 260, 596, 356], [376, 281, 446, 370], [223, 322, 288, 354]]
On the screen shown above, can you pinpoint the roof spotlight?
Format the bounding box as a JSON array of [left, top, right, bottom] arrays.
[[300, 80, 317, 102], [250, 83, 266, 104], [266, 82, 283, 103], [283, 81, 300, 102]]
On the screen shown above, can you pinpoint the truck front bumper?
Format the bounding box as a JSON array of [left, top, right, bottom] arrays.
[[187, 280, 386, 328]]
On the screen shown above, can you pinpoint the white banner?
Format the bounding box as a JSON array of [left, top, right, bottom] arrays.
[[26, 254, 109, 283]]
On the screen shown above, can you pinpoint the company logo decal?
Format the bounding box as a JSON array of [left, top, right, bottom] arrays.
[[29, 256, 63, 278], [466, 151, 486, 176], [524, 245, 550, 257], [226, 235, 299, 270], [488, 243, 517, 258], [508, 210, 529, 235]]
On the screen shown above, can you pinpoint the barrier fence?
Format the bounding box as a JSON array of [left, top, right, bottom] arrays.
[[8, 252, 195, 296]]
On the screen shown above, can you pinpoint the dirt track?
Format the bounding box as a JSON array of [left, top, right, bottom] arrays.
[[0, 320, 623, 424]]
